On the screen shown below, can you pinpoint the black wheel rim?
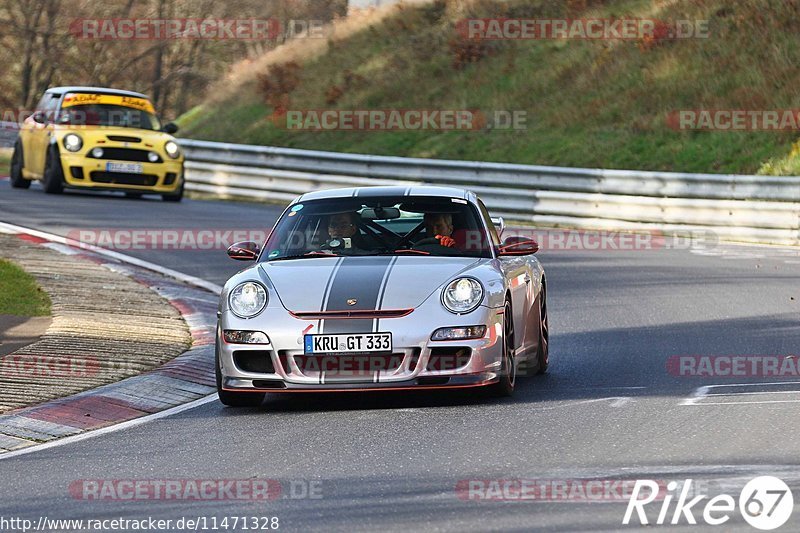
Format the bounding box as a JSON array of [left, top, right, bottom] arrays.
[[43, 158, 51, 183], [11, 149, 21, 176], [504, 302, 515, 387], [540, 285, 549, 365]]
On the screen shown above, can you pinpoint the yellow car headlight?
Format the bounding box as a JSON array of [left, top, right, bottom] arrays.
[[63, 134, 83, 152], [165, 141, 181, 159]]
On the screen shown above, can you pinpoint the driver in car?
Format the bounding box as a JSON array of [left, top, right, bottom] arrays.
[[321, 212, 367, 253], [328, 212, 358, 239]]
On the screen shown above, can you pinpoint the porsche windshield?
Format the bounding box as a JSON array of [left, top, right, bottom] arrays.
[[261, 196, 494, 260]]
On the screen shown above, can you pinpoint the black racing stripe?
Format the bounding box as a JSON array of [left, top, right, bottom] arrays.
[[322, 256, 393, 334], [374, 256, 398, 332], [318, 257, 344, 332]]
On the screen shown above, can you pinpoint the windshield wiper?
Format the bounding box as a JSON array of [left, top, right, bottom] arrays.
[[269, 251, 339, 261], [378, 249, 431, 256]]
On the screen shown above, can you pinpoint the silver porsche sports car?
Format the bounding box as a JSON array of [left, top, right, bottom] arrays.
[[215, 186, 549, 406]]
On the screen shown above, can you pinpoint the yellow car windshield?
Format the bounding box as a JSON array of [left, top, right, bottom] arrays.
[[57, 103, 161, 131]]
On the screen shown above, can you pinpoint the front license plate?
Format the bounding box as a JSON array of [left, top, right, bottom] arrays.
[[106, 162, 143, 174], [304, 333, 392, 354]]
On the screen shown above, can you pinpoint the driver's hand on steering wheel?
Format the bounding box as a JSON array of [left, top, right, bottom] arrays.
[[436, 235, 456, 248]]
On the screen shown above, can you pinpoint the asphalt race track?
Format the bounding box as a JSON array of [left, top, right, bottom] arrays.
[[2, 182, 800, 531]]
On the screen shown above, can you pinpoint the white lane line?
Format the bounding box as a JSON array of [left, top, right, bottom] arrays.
[[0, 394, 219, 461], [713, 240, 800, 252], [682, 385, 710, 406], [705, 390, 800, 397], [682, 382, 800, 406], [561, 386, 646, 390], [609, 397, 631, 407], [690, 399, 800, 406], [536, 397, 633, 410], [0, 221, 223, 294]]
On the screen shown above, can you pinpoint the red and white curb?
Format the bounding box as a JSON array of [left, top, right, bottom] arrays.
[[0, 222, 223, 457]]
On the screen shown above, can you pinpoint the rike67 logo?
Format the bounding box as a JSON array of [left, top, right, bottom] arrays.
[[623, 477, 793, 530]]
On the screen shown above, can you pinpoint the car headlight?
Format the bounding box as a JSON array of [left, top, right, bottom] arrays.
[[147, 151, 160, 162], [165, 141, 180, 159], [228, 281, 268, 318], [63, 134, 83, 152], [442, 278, 484, 314]]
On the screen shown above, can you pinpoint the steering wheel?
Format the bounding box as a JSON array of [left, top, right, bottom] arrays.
[[413, 237, 440, 246]]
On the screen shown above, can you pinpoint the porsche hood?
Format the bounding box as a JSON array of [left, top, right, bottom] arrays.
[[260, 256, 483, 313]]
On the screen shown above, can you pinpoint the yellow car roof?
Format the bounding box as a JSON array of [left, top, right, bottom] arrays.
[[46, 86, 149, 100]]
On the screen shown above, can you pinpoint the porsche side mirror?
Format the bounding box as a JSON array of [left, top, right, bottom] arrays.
[[163, 122, 179, 134], [498, 236, 539, 256], [227, 241, 260, 261]]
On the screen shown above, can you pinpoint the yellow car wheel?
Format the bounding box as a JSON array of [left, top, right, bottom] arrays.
[[10, 141, 30, 189], [162, 180, 184, 203], [42, 146, 64, 195]]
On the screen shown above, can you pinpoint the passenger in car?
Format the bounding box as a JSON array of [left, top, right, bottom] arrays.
[[423, 212, 487, 252], [423, 213, 457, 247]]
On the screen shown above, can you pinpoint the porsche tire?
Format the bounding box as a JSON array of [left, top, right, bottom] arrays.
[[536, 281, 549, 375], [490, 299, 516, 397]]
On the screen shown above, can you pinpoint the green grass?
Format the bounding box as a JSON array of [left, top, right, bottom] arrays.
[[0, 260, 51, 316], [0, 149, 11, 176], [179, 0, 800, 175]]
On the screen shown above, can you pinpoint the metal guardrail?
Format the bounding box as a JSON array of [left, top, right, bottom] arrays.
[[4, 128, 796, 243], [180, 139, 800, 245]]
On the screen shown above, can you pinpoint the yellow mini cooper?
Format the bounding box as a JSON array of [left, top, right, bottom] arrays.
[[10, 86, 185, 201]]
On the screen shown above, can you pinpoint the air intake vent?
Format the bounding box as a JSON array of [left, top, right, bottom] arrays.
[[252, 380, 286, 389], [107, 135, 141, 143], [290, 309, 413, 320], [426, 348, 471, 371], [233, 350, 275, 373]]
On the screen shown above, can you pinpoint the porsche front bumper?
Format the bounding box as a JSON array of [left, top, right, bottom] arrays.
[[217, 304, 506, 393]]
